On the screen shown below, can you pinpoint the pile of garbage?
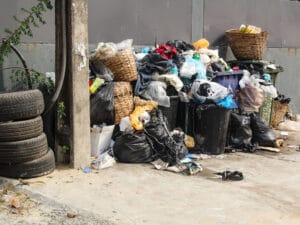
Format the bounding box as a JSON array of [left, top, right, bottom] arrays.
[[87, 31, 291, 175]]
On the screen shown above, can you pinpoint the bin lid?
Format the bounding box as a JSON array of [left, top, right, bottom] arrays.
[[214, 70, 244, 77], [227, 60, 284, 74]]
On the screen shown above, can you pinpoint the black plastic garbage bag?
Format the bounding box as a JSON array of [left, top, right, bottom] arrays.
[[229, 113, 253, 150], [90, 82, 114, 125], [250, 113, 276, 147], [144, 110, 188, 165], [113, 131, 154, 163]]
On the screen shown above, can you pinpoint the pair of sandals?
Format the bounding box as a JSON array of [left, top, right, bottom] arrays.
[[214, 170, 244, 181]]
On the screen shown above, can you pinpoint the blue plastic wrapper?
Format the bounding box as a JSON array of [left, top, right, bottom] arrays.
[[217, 95, 238, 109]]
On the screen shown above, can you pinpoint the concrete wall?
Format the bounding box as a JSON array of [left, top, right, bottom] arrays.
[[0, 0, 300, 113], [0, 0, 54, 43], [203, 0, 300, 48]]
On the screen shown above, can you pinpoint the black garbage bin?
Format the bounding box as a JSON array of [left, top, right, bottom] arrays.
[[194, 105, 231, 155], [158, 96, 179, 131], [176, 100, 197, 136]]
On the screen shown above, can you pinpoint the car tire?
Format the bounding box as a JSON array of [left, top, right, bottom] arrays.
[[0, 116, 43, 142], [0, 149, 55, 178], [0, 89, 44, 122], [0, 133, 48, 164]]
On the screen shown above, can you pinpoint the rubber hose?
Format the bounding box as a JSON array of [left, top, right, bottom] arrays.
[[43, 0, 66, 115]]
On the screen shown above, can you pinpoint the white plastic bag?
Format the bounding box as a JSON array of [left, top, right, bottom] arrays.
[[141, 81, 170, 107], [191, 79, 229, 104], [260, 84, 278, 98], [239, 70, 260, 89], [119, 117, 134, 132], [116, 39, 133, 51], [91, 152, 116, 170], [90, 125, 115, 157], [277, 120, 300, 131], [180, 57, 207, 80]]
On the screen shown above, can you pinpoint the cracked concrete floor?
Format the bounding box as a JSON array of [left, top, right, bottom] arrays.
[[1, 131, 300, 225]]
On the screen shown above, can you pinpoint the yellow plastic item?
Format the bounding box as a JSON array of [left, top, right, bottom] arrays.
[[130, 102, 158, 130], [130, 106, 144, 131], [193, 38, 210, 50], [184, 135, 195, 148], [239, 24, 261, 34], [90, 78, 104, 94]]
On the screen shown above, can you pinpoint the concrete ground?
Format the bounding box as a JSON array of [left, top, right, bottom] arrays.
[[1, 131, 300, 225]]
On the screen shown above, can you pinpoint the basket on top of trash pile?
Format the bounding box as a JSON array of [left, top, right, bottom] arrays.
[[226, 25, 268, 60], [91, 39, 138, 82]]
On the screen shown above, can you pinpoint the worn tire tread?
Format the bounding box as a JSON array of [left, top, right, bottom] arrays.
[[0, 133, 48, 164], [0, 116, 43, 142], [0, 90, 44, 121], [0, 150, 55, 178]]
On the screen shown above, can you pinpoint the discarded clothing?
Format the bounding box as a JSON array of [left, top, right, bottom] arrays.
[[165, 40, 195, 53], [154, 44, 177, 60], [137, 53, 173, 75], [154, 45, 185, 70], [153, 74, 184, 92]]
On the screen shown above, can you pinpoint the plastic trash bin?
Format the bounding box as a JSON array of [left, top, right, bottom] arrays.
[[228, 60, 283, 125], [194, 105, 231, 155], [212, 70, 244, 96], [158, 96, 179, 131], [176, 100, 197, 136]]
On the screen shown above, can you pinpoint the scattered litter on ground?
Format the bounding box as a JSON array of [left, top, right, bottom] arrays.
[[214, 171, 244, 181], [67, 212, 77, 218], [81, 167, 92, 174]]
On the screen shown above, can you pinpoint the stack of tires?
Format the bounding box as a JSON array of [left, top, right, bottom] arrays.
[[0, 90, 55, 178]]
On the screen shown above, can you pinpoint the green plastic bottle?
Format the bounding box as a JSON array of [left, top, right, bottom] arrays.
[[192, 53, 200, 60]]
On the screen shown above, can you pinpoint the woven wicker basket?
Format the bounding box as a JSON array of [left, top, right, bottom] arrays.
[[101, 48, 138, 82], [226, 29, 268, 60], [114, 82, 134, 124], [271, 101, 289, 127]]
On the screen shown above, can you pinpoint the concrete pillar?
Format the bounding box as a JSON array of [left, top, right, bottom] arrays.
[[192, 0, 204, 42], [67, 0, 90, 168]]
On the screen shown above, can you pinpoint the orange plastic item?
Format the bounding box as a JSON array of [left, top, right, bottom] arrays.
[[130, 102, 157, 130], [193, 38, 210, 50]]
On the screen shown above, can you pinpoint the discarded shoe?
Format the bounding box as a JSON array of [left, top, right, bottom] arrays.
[[215, 170, 244, 181]]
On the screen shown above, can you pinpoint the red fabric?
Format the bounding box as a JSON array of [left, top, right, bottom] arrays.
[[154, 45, 177, 60]]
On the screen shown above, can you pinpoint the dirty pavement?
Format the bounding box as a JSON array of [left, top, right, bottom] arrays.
[[1, 131, 300, 225]]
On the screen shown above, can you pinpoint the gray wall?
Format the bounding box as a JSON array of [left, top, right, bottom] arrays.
[[88, 0, 193, 45], [2, 0, 300, 47], [204, 0, 300, 48], [0, 0, 300, 113]]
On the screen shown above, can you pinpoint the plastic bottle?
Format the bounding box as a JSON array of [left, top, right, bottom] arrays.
[[192, 53, 201, 60], [90, 78, 104, 94]]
